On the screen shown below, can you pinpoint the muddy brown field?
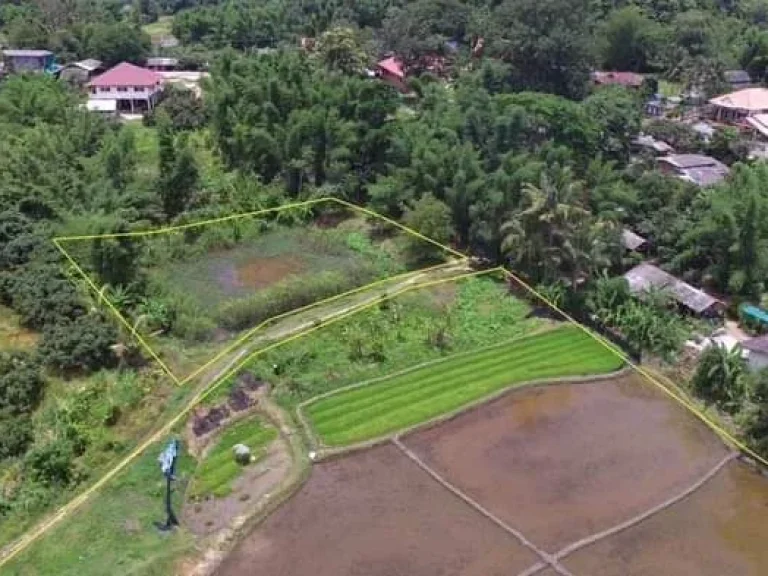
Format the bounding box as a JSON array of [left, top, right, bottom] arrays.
[[402, 373, 730, 551], [562, 459, 768, 576], [215, 443, 538, 576], [216, 372, 768, 576]]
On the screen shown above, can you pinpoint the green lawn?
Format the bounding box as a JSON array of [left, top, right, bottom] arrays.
[[305, 325, 624, 446], [142, 16, 173, 38], [188, 417, 277, 499]]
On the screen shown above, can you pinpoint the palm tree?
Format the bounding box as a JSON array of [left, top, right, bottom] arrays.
[[501, 167, 591, 284], [692, 344, 746, 410]]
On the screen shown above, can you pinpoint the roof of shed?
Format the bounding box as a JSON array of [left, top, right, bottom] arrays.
[[623, 263, 720, 314]]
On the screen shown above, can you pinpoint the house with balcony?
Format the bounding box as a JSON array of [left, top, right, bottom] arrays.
[[87, 62, 163, 115], [1, 49, 57, 74]]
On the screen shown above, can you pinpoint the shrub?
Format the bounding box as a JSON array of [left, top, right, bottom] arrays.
[[0, 352, 45, 415], [24, 438, 75, 487], [38, 314, 117, 373], [0, 414, 33, 459], [172, 312, 217, 341], [216, 268, 380, 331]]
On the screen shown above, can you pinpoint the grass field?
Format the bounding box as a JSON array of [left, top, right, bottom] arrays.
[[142, 16, 173, 38], [0, 305, 38, 351], [305, 325, 624, 446], [188, 417, 277, 499]]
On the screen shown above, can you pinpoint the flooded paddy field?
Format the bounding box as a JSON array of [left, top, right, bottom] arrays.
[[402, 373, 730, 550], [216, 443, 537, 576]]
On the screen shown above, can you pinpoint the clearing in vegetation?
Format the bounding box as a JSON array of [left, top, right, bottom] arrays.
[[187, 416, 277, 499], [55, 198, 456, 385], [304, 325, 624, 446]]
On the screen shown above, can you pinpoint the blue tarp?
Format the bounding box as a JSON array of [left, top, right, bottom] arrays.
[[741, 304, 768, 325]]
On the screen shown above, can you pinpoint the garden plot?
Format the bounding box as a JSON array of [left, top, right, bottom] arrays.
[[401, 372, 731, 551], [215, 443, 538, 576]]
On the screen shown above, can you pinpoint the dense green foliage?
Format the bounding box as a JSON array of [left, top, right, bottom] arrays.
[[306, 325, 623, 445]]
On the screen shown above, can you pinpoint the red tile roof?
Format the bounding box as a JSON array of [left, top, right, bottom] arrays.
[[377, 57, 405, 79], [89, 62, 162, 88], [592, 71, 645, 87]]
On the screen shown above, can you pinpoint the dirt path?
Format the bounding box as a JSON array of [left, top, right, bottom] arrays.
[[0, 262, 467, 567]]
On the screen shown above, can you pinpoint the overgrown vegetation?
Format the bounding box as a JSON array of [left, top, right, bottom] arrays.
[[220, 275, 543, 407], [306, 325, 623, 445]]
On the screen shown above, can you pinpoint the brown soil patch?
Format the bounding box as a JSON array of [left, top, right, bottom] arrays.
[[402, 373, 730, 551], [425, 282, 458, 309], [564, 460, 768, 576], [184, 438, 292, 537], [234, 256, 304, 289], [215, 443, 537, 576]]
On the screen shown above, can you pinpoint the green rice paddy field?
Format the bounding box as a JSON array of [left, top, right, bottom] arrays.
[[305, 325, 624, 446]]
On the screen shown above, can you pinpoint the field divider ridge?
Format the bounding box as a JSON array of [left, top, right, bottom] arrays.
[[553, 451, 738, 561], [179, 259, 464, 385], [301, 367, 632, 460], [392, 437, 575, 576], [501, 268, 768, 469]]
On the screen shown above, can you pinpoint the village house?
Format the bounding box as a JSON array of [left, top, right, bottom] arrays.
[[591, 71, 645, 89], [376, 57, 408, 93], [1, 49, 57, 74], [59, 59, 103, 86], [87, 62, 164, 116], [709, 87, 768, 123], [657, 154, 730, 187], [624, 263, 723, 317]]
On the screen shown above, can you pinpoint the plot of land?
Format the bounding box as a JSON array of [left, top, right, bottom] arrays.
[[151, 226, 393, 309], [402, 372, 730, 550], [305, 325, 623, 446], [564, 459, 768, 576], [215, 443, 538, 576]]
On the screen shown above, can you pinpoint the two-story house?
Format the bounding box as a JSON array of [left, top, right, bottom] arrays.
[[2, 49, 56, 74], [87, 62, 164, 115]]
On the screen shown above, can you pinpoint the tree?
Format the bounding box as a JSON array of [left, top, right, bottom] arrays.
[[489, 0, 595, 99], [583, 86, 643, 164], [147, 86, 207, 132], [38, 314, 117, 373], [402, 194, 455, 264], [600, 6, 666, 72], [316, 26, 370, 74], [692, 344, 746, 410], [0, 352, 45, 415], [84, 22, 150, 67]]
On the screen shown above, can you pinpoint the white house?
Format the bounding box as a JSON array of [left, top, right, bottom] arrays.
[[88, 62, 164, 115]]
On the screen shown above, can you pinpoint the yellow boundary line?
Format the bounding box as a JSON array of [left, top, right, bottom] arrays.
[[6, 198, 768, 567], [53, 238, 181, 385], [178, 260, 459, 385], [501, 268, 768, 468], [54, 197, 465, 385], [0, 267, 495, 568]]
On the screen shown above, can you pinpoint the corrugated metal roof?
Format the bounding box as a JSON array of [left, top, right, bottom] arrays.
[[2, 49, 52, 57], [89, 62, 161, 88], [623, 263, 720, 314], [622, 229, 647, 251]]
